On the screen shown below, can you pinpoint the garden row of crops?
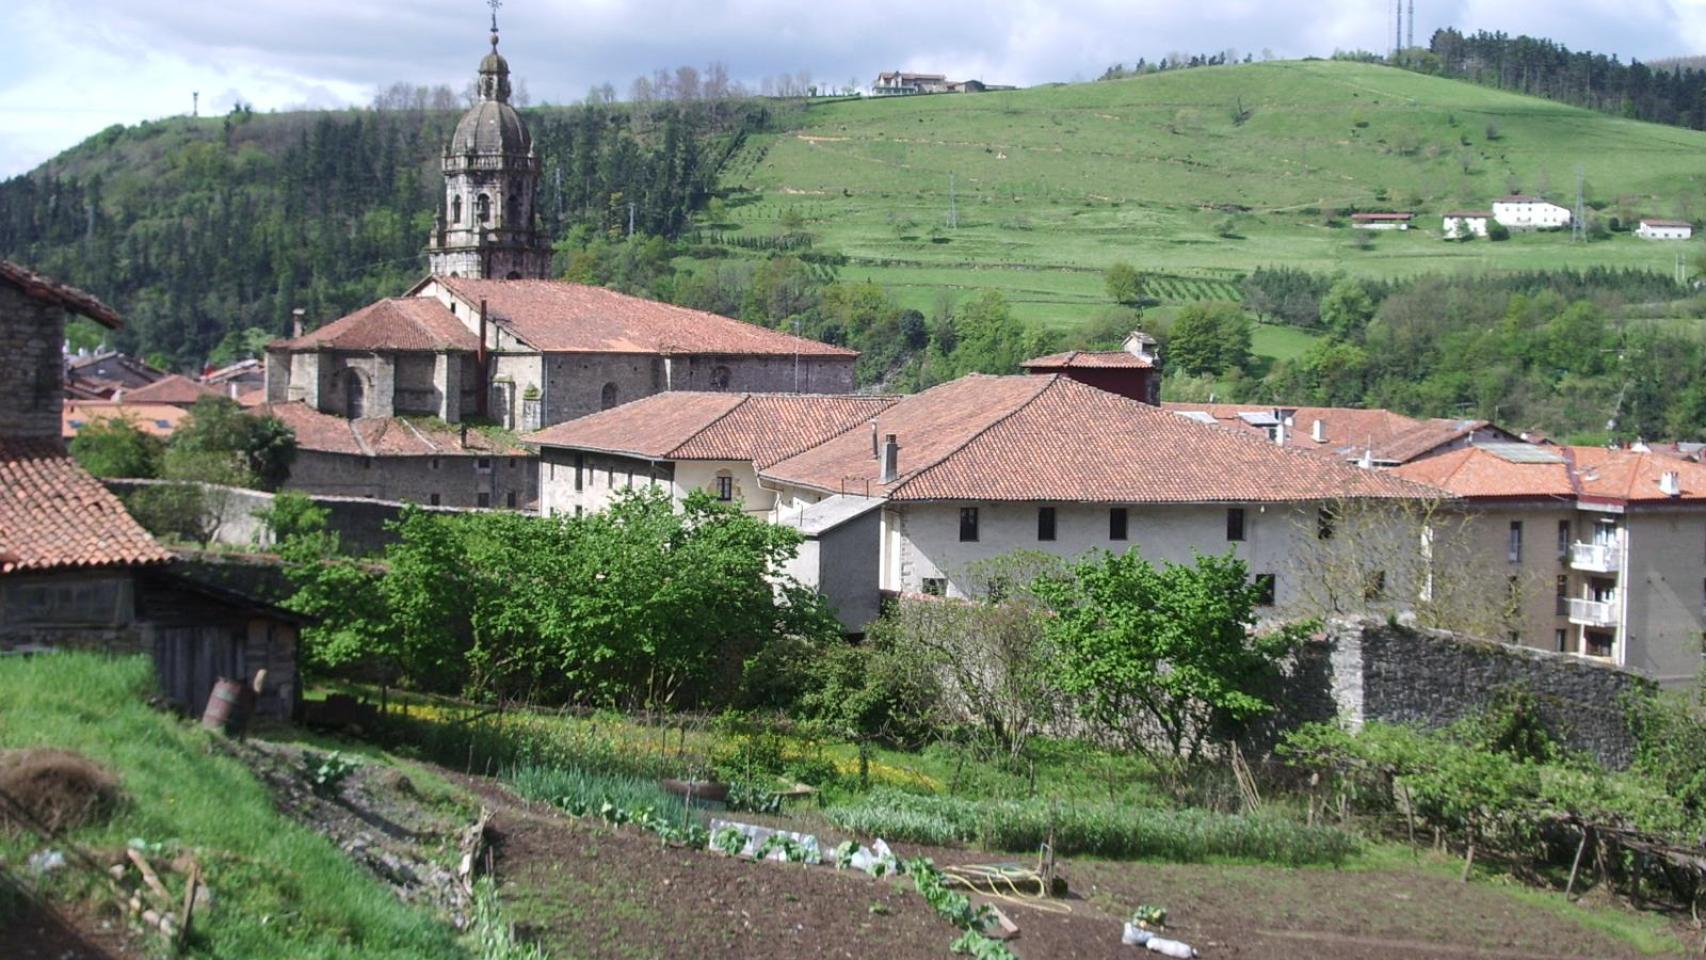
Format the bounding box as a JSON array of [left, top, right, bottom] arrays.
[[1145, 275, 1243, 303]]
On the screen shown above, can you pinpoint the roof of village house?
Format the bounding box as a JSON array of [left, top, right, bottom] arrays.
[[272, 298, 479, 353], [1021, 350, 1154, 370], [422, 277, 857, 358], [65, 352, 164, 395], [523, 391, 898, 467], [1443, 210, 1494, 218], [1160, 402, 1471, 463], [0, 260, 121, 329], [0, 437, 170, 574], [1392, 445, 1576, 500], [1570, 446, 1706, 503], [119, 374, 222, 405], [255, 402, 529, 457], [1496, 195, 1554, 204], [763, 375, 1441, 503], [201, 358, 264, 384], [64, 400, 190, 439], [1640, 219, 1693, 228]]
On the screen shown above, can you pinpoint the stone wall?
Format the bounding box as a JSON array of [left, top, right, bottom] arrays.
[[0, 283, 65, 440], [1267, 617, 1653, 768]]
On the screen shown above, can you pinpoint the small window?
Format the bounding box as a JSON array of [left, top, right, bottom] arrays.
[[477, 457, 493, 470], [1559, 520, 1572, 559], [574, 453, 584, 491], [959, 507, 979, 543], [1363, 570, 1387, 601], [922, 578, 947, 597], [1253, 574, 1276, 607], [1508, 521, 1523, 563], [600, 382, 619, 410], [509, 458, 517, 468], [429, 493, 441, 506], [431, 457, 440, 470], [363, 458, 373, 470], [710, 365, 732, 390], [716, 476, 734, 501], [452, 195, 462, 224], [1226, 507, 1246, 542], [1037, 507, 1056, 542], [476, 193, 491, 222], [1109, 508, 1128, 541], [1555, 628, 1568, 653], [506, 491, 517, 509], [1317, 506, 1335, 540], [1556, 574, 1569, 616], [477, 492, 491, 508]]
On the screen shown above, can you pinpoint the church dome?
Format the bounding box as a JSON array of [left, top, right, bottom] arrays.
[[452, 100, 531, 156]]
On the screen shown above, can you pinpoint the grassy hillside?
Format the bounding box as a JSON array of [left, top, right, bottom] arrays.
[[0, 654, 462, 959], [722, 60, 1706, 326]]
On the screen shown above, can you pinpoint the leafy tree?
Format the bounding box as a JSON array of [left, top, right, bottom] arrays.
[[257, 491, 329, 545], [69, 417, 163, 479], [1104, 262, 1145, 305], [169, 397, 296, 490], [1167, 302, 1252, 376], [948, 290, 1028, 375], [1034, 549, 1312, 765], [1319, 278, 1376, 340], [799, 640, 937, 786]]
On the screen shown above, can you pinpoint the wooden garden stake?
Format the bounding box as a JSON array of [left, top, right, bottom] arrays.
[[1565, 825, 1589, 899]]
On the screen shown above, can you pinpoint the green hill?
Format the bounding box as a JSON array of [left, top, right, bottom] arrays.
[[719, 60, 1706, 327]]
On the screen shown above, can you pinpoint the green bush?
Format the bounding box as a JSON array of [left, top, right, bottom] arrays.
[[825, 789, 1356, 866]]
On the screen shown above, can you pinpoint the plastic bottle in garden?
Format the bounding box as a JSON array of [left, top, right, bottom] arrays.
[[1144, 936, 1198, 958]]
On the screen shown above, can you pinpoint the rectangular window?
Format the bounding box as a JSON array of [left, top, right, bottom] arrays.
[[1586, 632, 1614, 658], [1317, 506, 1335, 540], [477, 457, 492, 470], [1109, 508, 1128, 541], [1508, 521, 1523, 563], [477, 492, 490, 508], [1253, 574, 1276, 607], [1226, 507, 1246, 542], [430, 457, 440, 470], [1556, 575, 1569, 616], [509, 458, 517, 468], [574, 453, 584, 492], [429, 493, 440, 506], [922, 578, 947, 597], [506, 491, 517, 509], [716, 476, 734, 501], [1559, 520, 1572, 559], [1037, 507, 1056, 542], [1363, 570, 1387, 601], [1555, 628, 1568, 653], [959, 507, 980, 543]]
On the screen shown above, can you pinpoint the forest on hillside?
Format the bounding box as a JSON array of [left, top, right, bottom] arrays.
[[0, 97, 778, 369]]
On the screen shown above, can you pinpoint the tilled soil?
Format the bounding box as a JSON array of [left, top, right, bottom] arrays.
[[0, 893, 141, 960]]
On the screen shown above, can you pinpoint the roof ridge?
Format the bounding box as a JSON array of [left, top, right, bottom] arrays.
[[399, 418, 440, 452], [348, 418, 376, 457], [664, 393, 752, 459], [886, 375, 1061, 496]]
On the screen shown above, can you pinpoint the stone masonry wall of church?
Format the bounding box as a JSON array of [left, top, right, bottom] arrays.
[[536, 353, 858, 428], [0, 284, 65, 439]]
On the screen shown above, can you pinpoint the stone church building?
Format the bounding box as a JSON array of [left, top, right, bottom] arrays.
[[263, 20, 856, 505]]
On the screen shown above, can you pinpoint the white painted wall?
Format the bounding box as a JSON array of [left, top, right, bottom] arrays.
[[1442, 216, 1489, 239], [1636, 222, 1692, 240], [1492, 200, 1572, 230]]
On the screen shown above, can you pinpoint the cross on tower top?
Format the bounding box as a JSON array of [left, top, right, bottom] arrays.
[[487, 0, 502, 41]]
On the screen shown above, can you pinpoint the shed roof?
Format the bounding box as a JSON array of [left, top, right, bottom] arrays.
[[0, 437, 169, 574], [0, 260, 121, 329]]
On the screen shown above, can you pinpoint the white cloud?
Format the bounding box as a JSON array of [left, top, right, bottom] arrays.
[[2, 0, 1702, 178]]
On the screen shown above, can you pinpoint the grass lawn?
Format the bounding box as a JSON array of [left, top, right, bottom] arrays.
[[0, 655, 464, 959]]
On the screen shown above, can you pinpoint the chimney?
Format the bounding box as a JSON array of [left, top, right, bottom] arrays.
[[1660, 470, 1682, 497], [879, 434, 900, 483], [870, 420, 880, 459], [291, 307, 306, 339], [228, 382, 239, 399], [1358, 448, 1374, 469], [1311, 419, 1325, 443]]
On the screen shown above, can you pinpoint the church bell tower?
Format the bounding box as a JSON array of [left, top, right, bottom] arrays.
[[425, 10, 552, 279]]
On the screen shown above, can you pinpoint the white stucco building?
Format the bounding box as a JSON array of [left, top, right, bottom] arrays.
[[1636, 219, 1693, 240], [1492, 196, 1572, 230], [1442, 211, 1492, 239]]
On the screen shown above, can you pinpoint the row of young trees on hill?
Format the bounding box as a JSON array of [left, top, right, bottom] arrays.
[[1408, 28, 1706, 131], [0, 99, 768, 369]]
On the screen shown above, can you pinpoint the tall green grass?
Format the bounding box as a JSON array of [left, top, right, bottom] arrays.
[[826, 789, 1356, 866], [0, 654, 463, 959], [506, 763, 699, 826]]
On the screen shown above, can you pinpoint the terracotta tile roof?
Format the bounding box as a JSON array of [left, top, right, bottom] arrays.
[[235, 385, 267, 408], [200, 358, 264, 384], [119, 374, 222, 405], [1021, 350, 1153, 370], [63, 401, 189, 439], [1375, 418, 1495, 465], [1570, 446, 1706, 503], [1162, 403, 1426, 461], [1443, 210, 1493, 218], [0, 261, 121, 329], [1640, 219, 1692, 228], [0, 437, 169, 573], [255, 402, 529, 458], [427, 277, 857, 358], [765, 375, 1440, 503], [272, 298, 478, 353], [523, 392, 896, 466], [1392, 446, 1575, 499]]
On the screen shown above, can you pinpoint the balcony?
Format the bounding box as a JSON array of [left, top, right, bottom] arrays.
[[1567, 597, 1618, 628], [1569, 542, 1621, 573]]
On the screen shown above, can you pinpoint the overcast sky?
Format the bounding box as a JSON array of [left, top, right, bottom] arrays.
[[3, 0, 1705, 178]]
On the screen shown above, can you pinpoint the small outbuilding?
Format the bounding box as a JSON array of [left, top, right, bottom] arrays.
[[1352, 212, 1414, 231], [1636, 219, 1693, 240], [1442, 211, 1493, 239]]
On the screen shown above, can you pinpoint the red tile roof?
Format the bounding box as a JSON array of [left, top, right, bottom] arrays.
[[765, 375, 1440, 503], [1393, 446, 1575, 500], [426, 278, 857, 358], [63, 401, 189, 439], [524, 392, 897, 467], [0, 437, 169, 574], [119, 374, 222, 405], [1443, 210, 1493, 218], [1640, 219, 1692, 228], [1570, 447, 1706, 503], [273, 298, 479, 352], [1021, 350, 1153, 370], [255, 402, 528, 458], [0, 261, 121, 329], [200, 358, 264, 384]]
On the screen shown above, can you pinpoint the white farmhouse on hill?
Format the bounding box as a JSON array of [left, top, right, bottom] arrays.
[[1442, 211, 1492, 239], [1492, 196, 1572, 230], [1636, 218, 1693, 240]]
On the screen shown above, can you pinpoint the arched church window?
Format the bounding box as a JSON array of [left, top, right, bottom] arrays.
[[710, 365, 731, 391], [600, 382, 619, 410], [452, 195, 462, 224], [476, 194, 491, 223]]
